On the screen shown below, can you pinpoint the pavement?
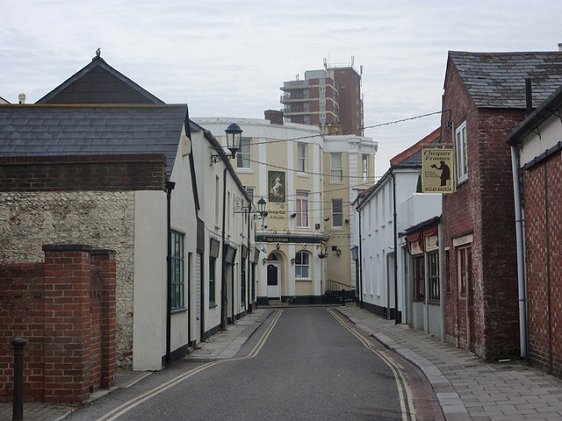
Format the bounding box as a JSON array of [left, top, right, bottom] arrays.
[[3, 304, 562, 421]]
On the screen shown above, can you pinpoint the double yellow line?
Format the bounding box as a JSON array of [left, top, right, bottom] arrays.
[[329, 308, 416, 421], [98, 310, 283, 421]]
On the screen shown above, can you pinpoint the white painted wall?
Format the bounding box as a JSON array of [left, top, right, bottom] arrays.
[[133, 190, 167, 370], [519, 112, 562, 167]]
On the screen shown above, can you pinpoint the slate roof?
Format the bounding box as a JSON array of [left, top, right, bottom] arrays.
[[449, 51, 562, 108], [36, 56, 165, 105], [0, 104, 187, 176]]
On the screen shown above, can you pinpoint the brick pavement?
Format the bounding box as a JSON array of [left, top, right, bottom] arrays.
[[337, 304, 562, 421]]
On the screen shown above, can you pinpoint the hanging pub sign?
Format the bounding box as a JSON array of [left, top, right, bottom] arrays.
[[421, 148, 455, 194]]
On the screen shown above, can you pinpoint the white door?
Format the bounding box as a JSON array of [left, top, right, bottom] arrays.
[[267, 262, 280, 298]]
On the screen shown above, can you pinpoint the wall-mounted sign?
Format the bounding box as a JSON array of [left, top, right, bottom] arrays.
[[268, 171, 285, 202], [421, 148, 455, 193]]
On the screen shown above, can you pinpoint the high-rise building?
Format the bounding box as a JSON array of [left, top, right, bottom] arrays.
[[280, 58, 364, 136]]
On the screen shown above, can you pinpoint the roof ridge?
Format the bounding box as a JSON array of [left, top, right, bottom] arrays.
[[390, 127, 441, 167]]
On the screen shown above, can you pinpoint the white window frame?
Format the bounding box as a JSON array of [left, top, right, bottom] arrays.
[[455, 121, 468, 183], [171, 231, 185, 309], [332, 199, 343, 228], [297, 142, 307, 173], [295, 251, 310, 279], [296, 190, 309, 228], [330, 153, 343, 182], [237, 137, 251, 169], [362, 154, 369, 181]]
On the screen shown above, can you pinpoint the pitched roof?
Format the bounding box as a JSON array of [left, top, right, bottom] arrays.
[[0, 104, 187, 176], [36, 56, 164, 105], [448, 51, 562, 108], [389, 127, 441, 167]]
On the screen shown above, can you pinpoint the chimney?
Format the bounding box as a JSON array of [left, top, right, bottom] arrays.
[[264, 110, 284, 125], [18, 93, 26, 104], [559, 42, 562, 52]]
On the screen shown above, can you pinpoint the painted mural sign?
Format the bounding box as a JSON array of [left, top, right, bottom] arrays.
[[421, 148, 455, 193], [268, 171, 285, 202]]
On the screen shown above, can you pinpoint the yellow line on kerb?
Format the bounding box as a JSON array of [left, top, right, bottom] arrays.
[[98, 310, 284, 421], [328, 308, 416, 421]]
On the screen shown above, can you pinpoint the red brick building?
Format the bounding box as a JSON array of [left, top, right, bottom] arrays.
[[440, 51, 562, 360], [507, 85, 562, 376]]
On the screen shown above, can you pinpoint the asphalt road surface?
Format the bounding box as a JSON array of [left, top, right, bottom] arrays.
[[68, 307, 433, 421]]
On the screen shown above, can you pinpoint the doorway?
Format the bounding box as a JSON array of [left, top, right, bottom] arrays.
[[267, 254, 281, 299]]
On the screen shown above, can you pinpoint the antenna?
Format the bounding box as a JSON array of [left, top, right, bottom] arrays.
[[323, 57, 327, 69]]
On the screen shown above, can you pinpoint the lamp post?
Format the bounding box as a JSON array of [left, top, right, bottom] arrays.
[[212, 122, 243, 164]]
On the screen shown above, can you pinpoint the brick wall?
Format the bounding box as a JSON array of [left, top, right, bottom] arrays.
[[0, 244, 116, 403], [0, 154, 165, 368], [524, 152, 562, 376], [441, 62, 523, 360], [0, 154, 166, 192]]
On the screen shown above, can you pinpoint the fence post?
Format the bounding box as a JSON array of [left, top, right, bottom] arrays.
[[11, 337, 27, 421]]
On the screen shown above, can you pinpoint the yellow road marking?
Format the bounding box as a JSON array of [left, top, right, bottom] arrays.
[[329, 308, 416, 421], [98, 310, 283, 421]]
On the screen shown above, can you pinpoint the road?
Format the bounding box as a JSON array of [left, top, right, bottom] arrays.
[[68, 307, 438, 420]]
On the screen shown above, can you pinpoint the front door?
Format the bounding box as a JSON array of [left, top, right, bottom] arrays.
[[267, 263, 280, 299]]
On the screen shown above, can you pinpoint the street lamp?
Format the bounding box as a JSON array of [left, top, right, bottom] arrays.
[[211, 122, 243, 164]]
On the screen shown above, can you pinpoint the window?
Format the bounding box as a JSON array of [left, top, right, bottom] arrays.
[[332, 199, 343, 228], [296, 190, 309, 228], [171, 231, 185, 309], [428, 252, 440, 303], [237, 137, 251, 169], [245, 186, 255, 209], [295, 251, 310, 279], [455, 121, 468, 182], [209, 257, 216, 306], [297, 142, 307, 173], [331, 153, 343, 182], [457, 246, 471, 299], [362, 154, 369, 181], [413, 255, 425, 302]]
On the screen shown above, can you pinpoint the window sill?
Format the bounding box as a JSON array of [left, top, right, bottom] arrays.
[[209, 304, 218, 309], [295, 278, 312, 282], [428, 300, 441, 306], [237, 168, 253, 174], [297, 172, 309, 178], [171, 307, 187, 314], [457, 177, 468, 187]]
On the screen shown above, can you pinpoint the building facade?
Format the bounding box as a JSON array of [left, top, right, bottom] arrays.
[[354, 128, 440, 321], [440, 50, 562, 360], [507, 85, 562, 376], [194, 116, 377, 304], [281, 59, 364, 136]]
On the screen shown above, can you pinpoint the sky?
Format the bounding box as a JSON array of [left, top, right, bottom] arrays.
[[1, 0, 561, 175]]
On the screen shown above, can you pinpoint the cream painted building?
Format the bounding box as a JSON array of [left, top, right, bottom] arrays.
[[194, 117, 377, 304]]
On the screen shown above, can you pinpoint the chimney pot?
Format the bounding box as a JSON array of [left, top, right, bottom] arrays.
[[18, 93, 26, 104]]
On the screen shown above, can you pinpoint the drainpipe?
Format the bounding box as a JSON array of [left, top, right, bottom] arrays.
[[221, 167, 227, 330], [247, 211, 252, 313], [357, 209, 364, 308], [392, 170, 399, 324], [511, 146, 527, 358], [510, 78, 532, 358], [165, 180, 176, 366]]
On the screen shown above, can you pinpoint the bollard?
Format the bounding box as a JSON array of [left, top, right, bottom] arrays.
[[341, 289, 346, 306], [11, 337, 27, 421]]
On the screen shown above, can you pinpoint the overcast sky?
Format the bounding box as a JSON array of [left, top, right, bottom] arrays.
[[1, 0, 561, 174]]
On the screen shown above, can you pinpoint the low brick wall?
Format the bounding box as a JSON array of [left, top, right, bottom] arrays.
[[0, 244, 116, 404]]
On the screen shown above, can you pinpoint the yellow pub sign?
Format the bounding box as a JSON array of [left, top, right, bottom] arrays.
[[421, 148, 455, 194]]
